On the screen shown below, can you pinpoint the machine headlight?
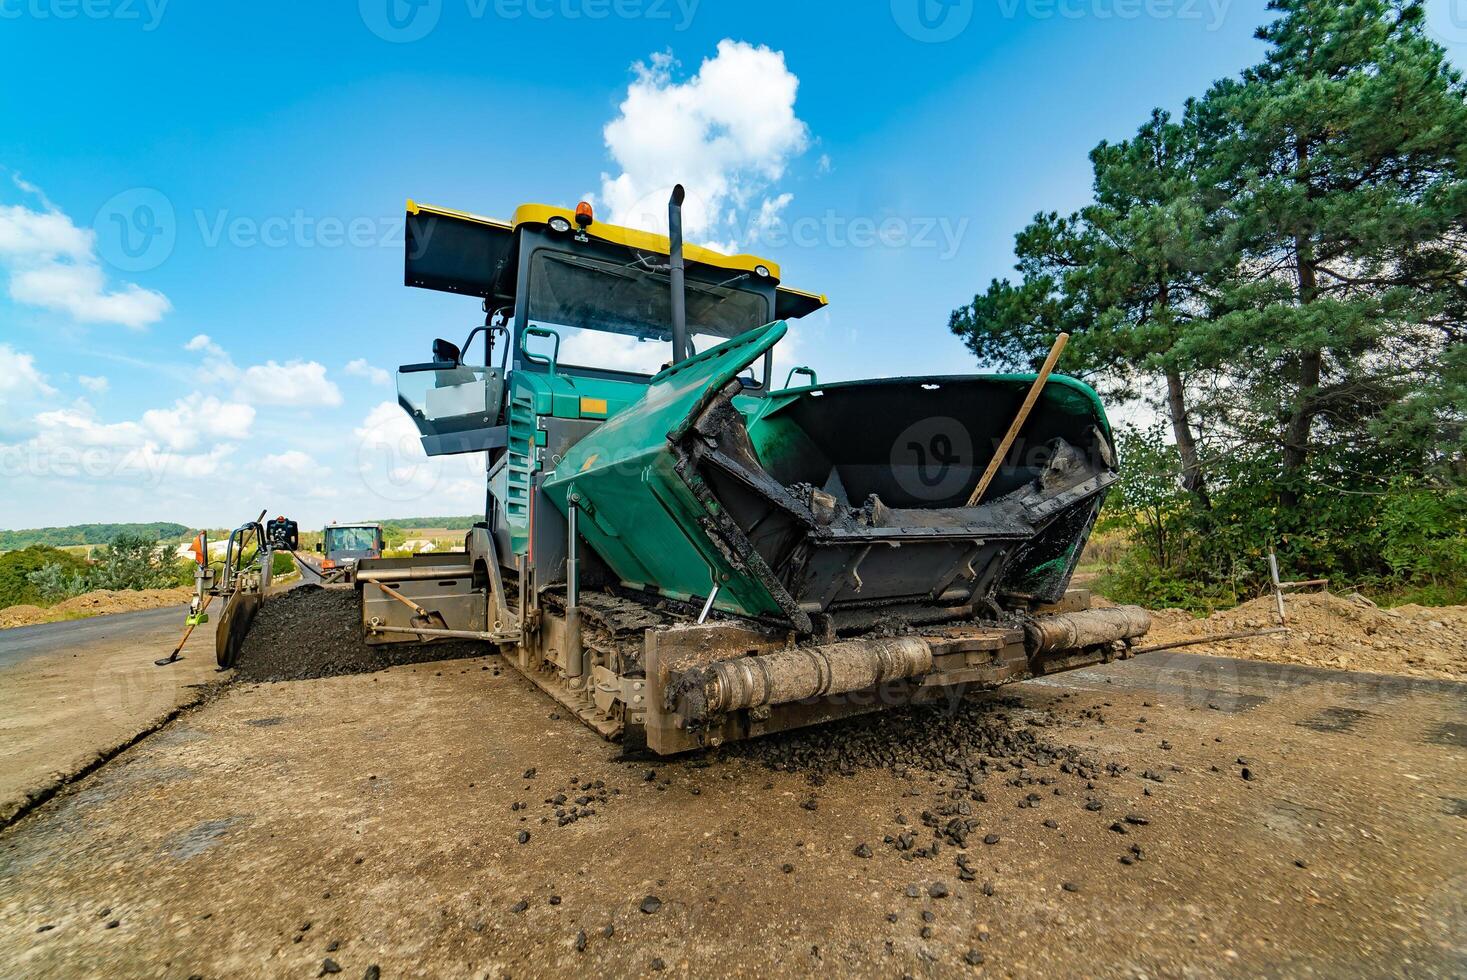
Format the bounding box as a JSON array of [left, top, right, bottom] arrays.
[[548, 216, 572, 234], [755, 265, 771, 278]]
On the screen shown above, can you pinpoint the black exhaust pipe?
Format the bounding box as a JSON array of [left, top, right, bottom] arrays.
[[668, 184, 689, 364]]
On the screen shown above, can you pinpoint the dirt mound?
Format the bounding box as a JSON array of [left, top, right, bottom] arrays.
[[0, 588, 191, 629], [0, 605, 47, 629], [233, 585, 486, 682], [1145, 591, 1467, 679]]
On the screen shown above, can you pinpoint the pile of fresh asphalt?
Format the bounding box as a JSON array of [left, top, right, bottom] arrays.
[[233, 585, 487, 682]]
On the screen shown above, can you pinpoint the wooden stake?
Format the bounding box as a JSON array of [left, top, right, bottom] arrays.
[[965, 332, 1070, 507]]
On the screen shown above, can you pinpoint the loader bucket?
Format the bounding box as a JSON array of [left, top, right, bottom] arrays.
[[544, 321, 1116, 633]]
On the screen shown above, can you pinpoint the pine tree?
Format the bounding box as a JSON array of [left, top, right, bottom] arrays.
[[950, 109, 1226, 503], [1192, 0, 1467, 505]]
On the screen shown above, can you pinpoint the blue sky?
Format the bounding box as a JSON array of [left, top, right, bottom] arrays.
[[2, 0, 1462, 530]]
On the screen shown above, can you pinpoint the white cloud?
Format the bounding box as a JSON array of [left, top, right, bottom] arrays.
[[352, 400, 483, 509], [262, 450, 316, 476], [26, 391, 254, 456], [599, 40, 810, 248], [236, 360, 343, 408], [140, 393, 256, 450], [182, 336, 343, 408], [31, 399, 146, 449], [559, 329, 669, 375], [258, 449, 338, 500], [4, 396, 243, 488], [749, 193, 795, 245], [77, 374, 109, 394], [0, 343, 56, 400], [184, 333, 239, 386], [0, 184, 171, 328], [344, 358, 391, 386], [8, 261, 171, 328], [127, 441, 236, 481]]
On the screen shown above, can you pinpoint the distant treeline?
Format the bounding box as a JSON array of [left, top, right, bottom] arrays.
[[0, 518, 479, 553], [373, 516, 479, 532], [0, 523, 191, 551]]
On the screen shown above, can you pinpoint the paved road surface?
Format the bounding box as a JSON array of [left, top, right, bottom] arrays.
[[0, 606, 187, 670]]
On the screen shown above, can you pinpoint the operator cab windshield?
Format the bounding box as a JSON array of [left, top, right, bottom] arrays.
[[325, 526, 379, 555], [524, 250, 772, 379]]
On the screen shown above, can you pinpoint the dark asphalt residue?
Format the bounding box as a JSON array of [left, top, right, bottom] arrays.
[[724, 695, 1089, 779], [1295, 706, 1373, 734], [233, 586, 485, 683]]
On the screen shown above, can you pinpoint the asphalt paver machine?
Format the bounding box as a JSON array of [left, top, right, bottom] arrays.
[[353, 187, 1151, 754]]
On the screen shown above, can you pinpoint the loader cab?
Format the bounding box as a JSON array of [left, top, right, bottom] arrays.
[[320, 523, 385, 571], [393, 199, 827, 459]]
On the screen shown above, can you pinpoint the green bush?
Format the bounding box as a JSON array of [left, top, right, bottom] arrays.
[[1378, 485, 1467, 585], [0, 546, 91, 608], [89, 532, 180, 591], [28, 563, 91, 603], [1094, 424, 1467, 611]]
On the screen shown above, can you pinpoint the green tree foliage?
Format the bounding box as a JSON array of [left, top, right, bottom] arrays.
[[952, 0, 1466, 604], [0, 546, 91, 609], [1194, 0, 1467, 504], [89, 532, 183, 591], [950, 108, 1226, 502], [0, 522, 189, 551]]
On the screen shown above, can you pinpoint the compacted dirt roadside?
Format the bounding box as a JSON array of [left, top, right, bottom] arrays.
[[1, 641, 1463, 978]]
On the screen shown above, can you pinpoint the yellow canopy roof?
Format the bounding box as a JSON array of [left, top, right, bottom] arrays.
[[406, 199, 829, 318]]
